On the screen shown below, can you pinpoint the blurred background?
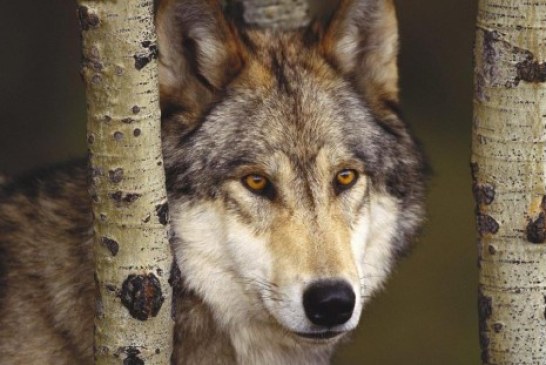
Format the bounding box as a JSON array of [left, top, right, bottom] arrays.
[[0, 0, 478, 363]]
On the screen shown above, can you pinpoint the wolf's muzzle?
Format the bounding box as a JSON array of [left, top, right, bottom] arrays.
[[303, 280, 355, 327]]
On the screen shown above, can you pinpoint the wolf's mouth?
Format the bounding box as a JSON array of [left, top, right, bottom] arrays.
[[294, 330, 344, 340]]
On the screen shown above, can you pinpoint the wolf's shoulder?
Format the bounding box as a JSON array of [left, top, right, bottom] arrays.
[[0, 159, 94, 362], [0, 159, 88, 203], [0, 158, 93, 290]]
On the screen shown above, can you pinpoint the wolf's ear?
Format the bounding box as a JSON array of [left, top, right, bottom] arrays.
[[317, 0, 399, 115], [156, 0, 245, 114]]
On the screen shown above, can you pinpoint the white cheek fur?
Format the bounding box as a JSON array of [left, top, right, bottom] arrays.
[[171, 201, 273, 329], [359, 193, 399, 295], [170, 191, 399, 335]]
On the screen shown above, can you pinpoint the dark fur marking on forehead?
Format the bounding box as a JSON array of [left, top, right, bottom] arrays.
[[282, 153, 317, 210], [270, 49, 292, 94], [302, 179, 316, 211]]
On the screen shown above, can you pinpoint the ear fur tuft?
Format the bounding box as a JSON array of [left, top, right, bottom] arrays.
[[317, 0, 400, 116], [156, 0, 245, 114]]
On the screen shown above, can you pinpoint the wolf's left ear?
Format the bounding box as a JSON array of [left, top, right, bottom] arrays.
[[155, 0, 245, 114], [317, 0, 399, 115]]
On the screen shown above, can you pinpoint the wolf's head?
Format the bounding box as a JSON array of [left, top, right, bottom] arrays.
[[157, 0, 426, 346]]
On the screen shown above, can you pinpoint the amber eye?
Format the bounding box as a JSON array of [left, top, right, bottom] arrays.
[[242, 174, 275, 198], [334, 169, 358, 193], [244, 175, 268, 191]]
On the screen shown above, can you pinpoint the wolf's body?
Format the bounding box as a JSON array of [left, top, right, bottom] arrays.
[[0, 0, 426, 364]]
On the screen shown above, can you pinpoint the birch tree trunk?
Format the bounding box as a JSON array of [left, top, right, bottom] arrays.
[[78, 1, 173, 364], [230, 0, 310, 29], [472, 1, 546, 364]]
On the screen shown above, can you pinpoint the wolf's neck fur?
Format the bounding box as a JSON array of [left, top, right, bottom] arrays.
[[172, 288, 335, 365]]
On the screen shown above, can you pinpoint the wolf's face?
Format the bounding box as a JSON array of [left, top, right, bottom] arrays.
[[157, 0, 425, 345]]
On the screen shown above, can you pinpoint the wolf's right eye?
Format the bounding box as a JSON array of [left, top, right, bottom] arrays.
[[242, 174, 275, 199], [334, 169, 359, 194], [244, 175, 267, 191]]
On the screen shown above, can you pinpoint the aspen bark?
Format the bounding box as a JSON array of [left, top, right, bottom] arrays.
[[78, 1, 173, 364], [230, 0, 310, 29], [472, 1, 546, 364]]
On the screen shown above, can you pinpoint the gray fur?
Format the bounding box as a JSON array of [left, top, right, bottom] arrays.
[[0, 1, 426, 364]]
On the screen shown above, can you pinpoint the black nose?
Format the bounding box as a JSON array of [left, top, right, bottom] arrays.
[[303, 280, 355, 327]]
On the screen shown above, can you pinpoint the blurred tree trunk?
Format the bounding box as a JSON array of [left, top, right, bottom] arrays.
[[78, 0, 173, 364], [230, 0, 310, 29], [472, 1, 546, 364]]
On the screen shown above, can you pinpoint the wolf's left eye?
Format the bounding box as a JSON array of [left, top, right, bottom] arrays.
[[334, 169, 358, 193], [242, 174, 275, 199]]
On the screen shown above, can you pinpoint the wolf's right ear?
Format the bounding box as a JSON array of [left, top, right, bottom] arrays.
[[156, 0, 245, 114], [314, 0, 400, 118]]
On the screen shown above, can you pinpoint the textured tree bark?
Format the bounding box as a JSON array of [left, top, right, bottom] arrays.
[[78, 1, 173, 364], [231, 0, 310, 29], [472, 1, 546, 364]]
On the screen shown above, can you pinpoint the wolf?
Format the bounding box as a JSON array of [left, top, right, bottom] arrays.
[[0, 0, 426, 364]]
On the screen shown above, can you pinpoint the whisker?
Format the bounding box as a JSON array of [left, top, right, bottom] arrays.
[[360, 261, 385, 271]]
